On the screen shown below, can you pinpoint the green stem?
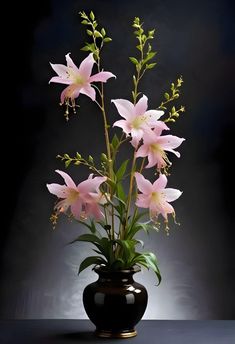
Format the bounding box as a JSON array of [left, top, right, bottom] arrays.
[[132, 157, 146, 221], [93, 34, 114, 242], [124, 151, 137, 235], [123, 37, 145, 235]]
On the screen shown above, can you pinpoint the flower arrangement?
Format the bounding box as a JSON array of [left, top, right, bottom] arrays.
[[47, 11, 185, 285]]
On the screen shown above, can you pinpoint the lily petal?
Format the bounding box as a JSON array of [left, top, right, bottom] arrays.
[[65, 53, 80, 73], [157, 135, 185, 150], [60, 84, 81, 103], [78, 53, 94, 78], [153, 122, 170, 136], [49, 76, 72, 85], [145, 110, 164, 126], [71, 200, 82, 219], [89, 71, 116, 83], [55, 170, 77, 188], [113, 119, 131, 134], [78, 176, 107, 194], [152, 174, 168, 191], [164, 188, 182, 202], [131, 128, 144, 148], [50, 63, 68, 79], [135, 95, 148, 115], [46, 183, 67, 198], [145, 151, 157, 169], [135, 172, 153, 194], [111, 99, 135, 120], [135, 144, 149, 158], [136, 194, 151, 208], [85, 202, 103, 220], [80, 85, 96, 101]]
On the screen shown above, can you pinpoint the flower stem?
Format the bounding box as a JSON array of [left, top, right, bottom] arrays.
[[132, 157, 146, 221], [124, 152, 137, 233], [94, 37, 114, 240]]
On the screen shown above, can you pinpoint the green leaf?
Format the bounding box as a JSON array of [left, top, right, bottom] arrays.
[[89, 11, 95, 21], [115, 239, 136, 263], [94, 30, 102, 38], [116, 160, 129, 181], [106, 178, 116, 192], [111, 134, 120, 150], [75, 220, 100, 236], [148, 52, 157, 59], [78, 256, 105, 274], [103, 37, 112, 43], [79, 11, 88, 19], [135, 252, 161, 285], [86, 29, 93, 36], [144, 51, 156, 64], [132, 211, 149, 223], [148, 29, 155, 37], [81, 19, 89, 25], [100, 238, 114, 263], [90, 220, 97, 234], [88, 155, 94, 164], [129, 57, 139, 65], [110, 258, 125, 270], [64, 153, 70, 159], [164, 92, 170, 100], [76, 152, 81, 159], [81, 45, 90, 52], [101, 153, 108, 162], [146, 62, 157, 69], [117, 182, 126, 202], [70, 233, 101, 245], [126, 219, 151, 239], [65, 160, 71, 168], [101, 28, 106, 36]]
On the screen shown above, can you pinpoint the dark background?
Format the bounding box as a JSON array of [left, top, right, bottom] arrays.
[[1, 0, 234, 319]]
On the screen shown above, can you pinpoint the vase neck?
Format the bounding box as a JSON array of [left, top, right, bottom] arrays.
[[95, 267, 140, 283]]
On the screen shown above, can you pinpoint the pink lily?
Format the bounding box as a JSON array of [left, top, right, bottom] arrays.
[[47, 170, 107, 220], [112, 95, 165, 148], [135, 172, 182, 220], [136, 128, 185, 170], [49, 53, 115, 104]]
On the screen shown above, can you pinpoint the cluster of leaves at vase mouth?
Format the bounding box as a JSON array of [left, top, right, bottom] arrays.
[[47, 11, 186, 285]]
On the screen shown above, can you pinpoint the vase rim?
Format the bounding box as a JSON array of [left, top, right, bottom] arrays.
[[94, 265, 141, 275]]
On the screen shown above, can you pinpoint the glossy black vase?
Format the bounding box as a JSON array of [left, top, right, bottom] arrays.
[[83, 266, 148, 338]]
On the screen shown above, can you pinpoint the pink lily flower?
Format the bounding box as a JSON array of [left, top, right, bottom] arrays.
[[135, 172, 182, 220], [49, 53, 115, 104], [47, 170, 107, 220], [136, 128, 185, 170], [112, 95, 165, 148]]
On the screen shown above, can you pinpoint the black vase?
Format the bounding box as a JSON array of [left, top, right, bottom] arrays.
[[83, 266, 148, 338]]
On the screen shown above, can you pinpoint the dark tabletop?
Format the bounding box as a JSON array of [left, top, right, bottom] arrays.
[[0, 320, 235, 344]]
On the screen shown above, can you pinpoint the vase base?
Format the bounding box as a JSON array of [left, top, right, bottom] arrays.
[[95, 328, 137, 338]]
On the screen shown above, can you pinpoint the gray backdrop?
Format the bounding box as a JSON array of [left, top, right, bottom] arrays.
[[1, 0, 234, 319]]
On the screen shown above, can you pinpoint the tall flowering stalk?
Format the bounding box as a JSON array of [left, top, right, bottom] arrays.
[[47, 12, 186, 284]]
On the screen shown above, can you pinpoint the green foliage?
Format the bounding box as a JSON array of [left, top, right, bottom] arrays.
[[79, 11, 112, 58], [159, 76, 185, 123], [129, 17, 158, 103], [79, 256, 106, 274], [133, 252, 161, 285]]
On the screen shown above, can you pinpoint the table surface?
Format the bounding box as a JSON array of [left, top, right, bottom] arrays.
[[0, 320, 235, 344]]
